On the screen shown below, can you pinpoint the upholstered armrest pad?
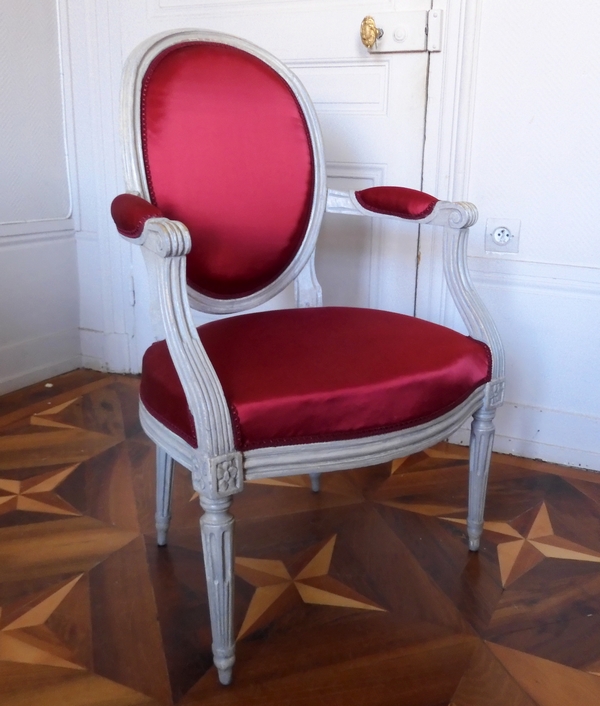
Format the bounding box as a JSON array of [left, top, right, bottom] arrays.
[[355, 187, 438, 220], [111, 193, 164, 238]]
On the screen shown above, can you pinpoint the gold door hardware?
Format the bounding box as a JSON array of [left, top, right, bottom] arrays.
[[359, 11, 443, 54], [360, 16, 383, 49]]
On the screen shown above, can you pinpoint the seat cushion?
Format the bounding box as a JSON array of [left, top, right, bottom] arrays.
[[140, 307, 492, 450]]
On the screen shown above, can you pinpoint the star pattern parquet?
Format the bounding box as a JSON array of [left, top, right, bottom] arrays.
[[1, 370, 600, 705]]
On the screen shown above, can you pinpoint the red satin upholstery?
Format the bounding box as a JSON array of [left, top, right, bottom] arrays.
[[111, 193, 164, 238], [140, 307, 491, 450], [141, 42, 314, 299], [355, 187, 438, 220]]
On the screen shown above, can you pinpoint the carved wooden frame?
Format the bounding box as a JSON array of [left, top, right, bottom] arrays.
[[116, 29, 504, 685], [120, 29, 328, 317]]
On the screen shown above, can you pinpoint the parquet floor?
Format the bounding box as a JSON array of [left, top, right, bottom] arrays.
[[1, 370, 600, 705]]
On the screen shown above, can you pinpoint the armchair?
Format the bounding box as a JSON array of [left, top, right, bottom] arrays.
[[111, 29, 504, 685]]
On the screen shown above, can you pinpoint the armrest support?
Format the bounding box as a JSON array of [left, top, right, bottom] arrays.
[[116, 213, 237, 483], [326, 186, 504, 405], [442, 226, 505, 405]]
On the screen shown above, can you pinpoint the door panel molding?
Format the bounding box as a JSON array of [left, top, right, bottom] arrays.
[[288, 60, 390, 116], [151, 0, 396, 17], [318, 163, 384, 309]]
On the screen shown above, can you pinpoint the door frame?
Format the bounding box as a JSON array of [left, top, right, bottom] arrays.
[[417, 0, 483, 327]]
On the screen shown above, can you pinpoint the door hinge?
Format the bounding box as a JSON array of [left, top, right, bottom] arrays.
[[361, 10, 443, 54], [427, 9, 443, 52]]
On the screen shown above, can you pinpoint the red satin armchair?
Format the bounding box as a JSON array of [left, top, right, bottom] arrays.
[[111, 30, 504, 685]]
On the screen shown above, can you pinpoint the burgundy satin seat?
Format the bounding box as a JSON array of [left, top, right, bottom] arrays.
[[141, 307, 491, 451]]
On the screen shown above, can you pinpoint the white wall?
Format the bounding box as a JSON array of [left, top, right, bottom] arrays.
[[0, 0, 80, 393], [60, 0, 600, 470], [439, 0, 600, 470]]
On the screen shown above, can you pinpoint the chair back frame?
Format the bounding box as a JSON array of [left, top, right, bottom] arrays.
[[120, 29, 328, 315]]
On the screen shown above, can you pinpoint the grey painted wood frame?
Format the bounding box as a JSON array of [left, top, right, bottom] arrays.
[[116, 29, 505, 685]]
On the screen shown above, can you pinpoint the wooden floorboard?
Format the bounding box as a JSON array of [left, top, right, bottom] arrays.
[[1, 370, 600, 705]]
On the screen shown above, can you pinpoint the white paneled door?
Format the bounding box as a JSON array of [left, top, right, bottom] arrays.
[[81, 1, 438, 369]]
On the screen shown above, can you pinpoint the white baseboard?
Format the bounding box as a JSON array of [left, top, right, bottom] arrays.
[[80, 329, 107, 372], [80, 329, 133, 374], [450, 401, 600, 472], [0, 329, 81, 396]]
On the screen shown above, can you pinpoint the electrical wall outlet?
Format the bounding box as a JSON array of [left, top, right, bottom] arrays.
[[485, 218, 521, 253]]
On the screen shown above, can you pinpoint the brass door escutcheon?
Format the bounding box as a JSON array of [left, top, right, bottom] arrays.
[[360, 16, 383, 49]]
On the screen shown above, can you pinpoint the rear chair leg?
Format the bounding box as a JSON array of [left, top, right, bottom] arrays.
[[156, 447, 174, 546], [467, 406, 496, 551], [200, 496, 236, 685], [309, 472, 321, 493]]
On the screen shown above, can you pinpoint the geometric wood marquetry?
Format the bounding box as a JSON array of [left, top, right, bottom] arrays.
[[0, 464, 80, 516], [235, 535, 385, 639], [0, 575, 86, 670], [443, 501, 600, 586], [1, 369, 600, 705], [487, 642, 600, 705]]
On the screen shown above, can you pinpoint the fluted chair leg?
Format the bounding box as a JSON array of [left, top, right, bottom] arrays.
[[467, 405, 496, 551], [156, 447, 174, 546], [309, 472, 321, 493], [200, 496, 236, 685]]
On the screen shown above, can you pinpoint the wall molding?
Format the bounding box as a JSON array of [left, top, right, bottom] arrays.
[[0, 233, 74, 249], [0, 0, 73, 225], [0, 218, 74, 238], [450, 256, 600, 472], [60, 0, 138, 374], [468, 257, 600, 298], [451, 402, 600, 473]]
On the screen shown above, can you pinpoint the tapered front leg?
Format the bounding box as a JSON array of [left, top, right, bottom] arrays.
[[156, 447, 174, 546], [200, 495, 235, 685], [467, 406, 496, 551]]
